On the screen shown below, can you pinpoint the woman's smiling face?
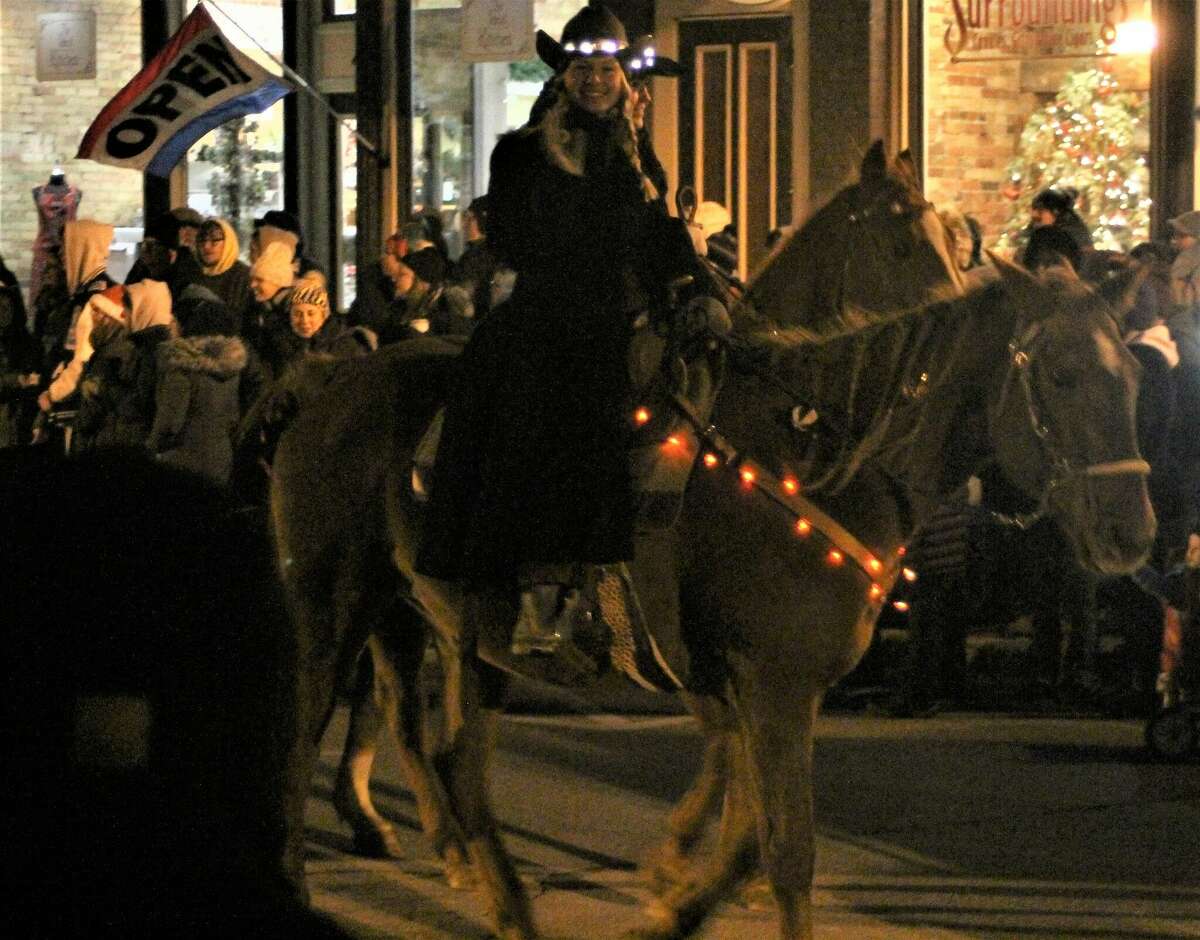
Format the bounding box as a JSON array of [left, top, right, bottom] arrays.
[[563, 56, 624, 115]]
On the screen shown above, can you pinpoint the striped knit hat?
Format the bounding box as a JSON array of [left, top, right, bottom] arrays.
[[290, 273, 328, 313]]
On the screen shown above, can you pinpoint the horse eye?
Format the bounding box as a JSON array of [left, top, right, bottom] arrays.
[[890, 201, 905, 216]]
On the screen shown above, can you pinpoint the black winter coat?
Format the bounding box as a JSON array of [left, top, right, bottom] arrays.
[[149, 335, 247, 484], [418, 105, 712, 581], [74, 325, 172, 451]]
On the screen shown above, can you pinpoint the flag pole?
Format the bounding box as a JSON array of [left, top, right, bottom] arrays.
[[202, 0, 387, 165]]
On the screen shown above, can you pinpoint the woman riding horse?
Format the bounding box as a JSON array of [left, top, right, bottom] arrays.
[[416, 2, 713, 656]]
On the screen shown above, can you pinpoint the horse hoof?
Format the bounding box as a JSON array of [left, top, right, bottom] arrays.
[[623, 900, 684, 940], [351, 825, 404, 859], [735, 876, 775, 911], [443, 847, 476, 890], [641, 850, 690, 897]]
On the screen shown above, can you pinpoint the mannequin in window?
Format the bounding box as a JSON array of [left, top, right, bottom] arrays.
[[31, 166, 82, 310]]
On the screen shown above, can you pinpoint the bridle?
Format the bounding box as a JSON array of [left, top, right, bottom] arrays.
[[989, 317, 1149, 529]]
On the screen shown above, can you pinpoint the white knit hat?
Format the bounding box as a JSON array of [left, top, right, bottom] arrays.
[[250, 241, 296, 290]]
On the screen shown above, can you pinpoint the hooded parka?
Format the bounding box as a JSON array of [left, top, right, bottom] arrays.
[[149, 334, 248, 483]]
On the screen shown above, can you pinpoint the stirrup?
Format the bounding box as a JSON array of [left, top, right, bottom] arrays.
[[511, 584, 581, 655]]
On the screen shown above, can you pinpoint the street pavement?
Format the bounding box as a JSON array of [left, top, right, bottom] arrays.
[[306, 706, 1200, 939]]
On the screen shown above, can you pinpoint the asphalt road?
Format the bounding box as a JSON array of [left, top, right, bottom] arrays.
[[306, 706, 1200, 939]]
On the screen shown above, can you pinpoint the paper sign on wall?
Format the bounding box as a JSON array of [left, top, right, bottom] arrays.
[[38, 13, 97, 82], [461, 0, 535, 64]]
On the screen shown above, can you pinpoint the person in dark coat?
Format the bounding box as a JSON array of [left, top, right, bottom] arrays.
[[1022, 223, 1082, 273], [246, 241, 296, 369], [450, 196, 498, 321], [195, 219, 252, 336], [416, 2, 715, 654], [74, 280, 176, 452], [264, 274, 374, 375], [1029, 187, 1093, 252], [0, 255, 42, 447], [148, 304, 247, 485]]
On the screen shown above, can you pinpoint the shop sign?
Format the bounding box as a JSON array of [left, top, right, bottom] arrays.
[[461, 0, 535, 63], [943, 0, 1137, 62], [37, 12, 97, 82]]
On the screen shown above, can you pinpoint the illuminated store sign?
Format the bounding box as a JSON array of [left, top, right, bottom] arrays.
[[943, 0, 1148, 61]]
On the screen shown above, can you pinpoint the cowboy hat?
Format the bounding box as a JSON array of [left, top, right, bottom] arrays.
[[536, 3, 682, 77]]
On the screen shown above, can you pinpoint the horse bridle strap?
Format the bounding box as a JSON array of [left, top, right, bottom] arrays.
[[669, 391, 896, 587], [1003, 320, 1151, 484]]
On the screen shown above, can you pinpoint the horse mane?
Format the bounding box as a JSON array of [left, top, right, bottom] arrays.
[[740, 269, 1006, 493]]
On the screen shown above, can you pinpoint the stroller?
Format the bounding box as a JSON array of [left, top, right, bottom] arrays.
[[1137, 534, 1200, 760]]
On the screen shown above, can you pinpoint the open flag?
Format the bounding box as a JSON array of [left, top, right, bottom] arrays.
[[77, 4, 292, 177]]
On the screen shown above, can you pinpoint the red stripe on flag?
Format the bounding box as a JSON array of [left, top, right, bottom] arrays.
[[77, 4, 218, 158]]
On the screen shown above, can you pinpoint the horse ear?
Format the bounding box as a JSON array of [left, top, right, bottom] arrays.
[[1095, 262, 1149, 317], [860, 140, 886, 183], [988, 250, 1047, 316], [893, 149, 920, 188]]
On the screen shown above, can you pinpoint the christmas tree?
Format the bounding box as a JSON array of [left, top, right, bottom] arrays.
[[996, 67, 1150, 254]]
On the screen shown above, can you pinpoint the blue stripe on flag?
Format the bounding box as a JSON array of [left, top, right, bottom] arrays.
[[145, 78, 292, 177]]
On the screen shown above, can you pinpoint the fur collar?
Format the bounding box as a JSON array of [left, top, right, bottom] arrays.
[[160, 335, 248, 377]]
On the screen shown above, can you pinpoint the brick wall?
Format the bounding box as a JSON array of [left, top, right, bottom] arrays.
[[924, 0, 1035, 246], [0, 1, 143, 297]]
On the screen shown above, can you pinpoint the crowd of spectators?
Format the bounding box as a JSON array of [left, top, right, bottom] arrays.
[[0, 202, 501, 487]]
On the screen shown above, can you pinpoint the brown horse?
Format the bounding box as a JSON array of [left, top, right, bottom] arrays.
[[268, 260, 1153, 940], [319, 141, 966, 878]]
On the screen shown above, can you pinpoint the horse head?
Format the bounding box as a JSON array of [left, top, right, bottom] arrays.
[[743, 140, 965, 331], [987, 255, 1155, 575]]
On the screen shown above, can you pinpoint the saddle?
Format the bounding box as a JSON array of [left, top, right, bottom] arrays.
[[411, 295, 729, 692]]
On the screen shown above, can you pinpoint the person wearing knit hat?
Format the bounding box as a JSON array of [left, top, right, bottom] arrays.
[[1029, 187, 1093, 251], [401, 246, 445, 288], [195, 219, 252, 337], [250, 241, 296, 302], [169, 207, 204, 249], [245, 241, 297, 362], [251, 225, 299, 266], [261, 273, 373, 375], [289, 274, 330, 340], [414, 2, 719, 661]]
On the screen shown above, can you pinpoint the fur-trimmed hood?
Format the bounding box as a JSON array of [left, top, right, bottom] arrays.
[[159, 334, 248, 378]]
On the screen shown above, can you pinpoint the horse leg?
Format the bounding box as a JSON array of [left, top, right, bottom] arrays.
[[734, 676, 823, 940], [645, 694, 732, 895], [415, 576, 537, 940], [278, 564, 365, 903], [334, 617, 476, 886], [332, 640, 402, 857], [633, 724, 761, 939]]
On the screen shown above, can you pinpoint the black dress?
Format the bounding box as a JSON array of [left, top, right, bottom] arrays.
[[418, 105, 709, 582]]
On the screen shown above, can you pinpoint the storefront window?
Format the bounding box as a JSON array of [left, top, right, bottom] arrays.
[[339, 118, 359, 306], [411, 0, 577, 256], [924, 0, 1156, 257], [184, 0, 286, 257]]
